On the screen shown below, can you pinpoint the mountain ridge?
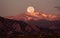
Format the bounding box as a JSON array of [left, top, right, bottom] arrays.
[[5, 11, 60, 21]]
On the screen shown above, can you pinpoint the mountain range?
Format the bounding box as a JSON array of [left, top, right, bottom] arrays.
[[4, 11, 60, 29], [5, 11, 60, 21], [0, 11, 60, 37]]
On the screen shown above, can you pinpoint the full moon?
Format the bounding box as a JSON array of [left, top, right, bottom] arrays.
[[27, 6, 34, 13]]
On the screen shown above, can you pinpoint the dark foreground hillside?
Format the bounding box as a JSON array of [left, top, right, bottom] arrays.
[[0, 16, 60, 38]]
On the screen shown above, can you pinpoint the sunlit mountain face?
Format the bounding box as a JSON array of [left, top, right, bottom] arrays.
[[5, 10, 60, 21]]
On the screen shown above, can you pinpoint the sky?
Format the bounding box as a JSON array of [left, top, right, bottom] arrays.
[[0, 0, 60, 16]]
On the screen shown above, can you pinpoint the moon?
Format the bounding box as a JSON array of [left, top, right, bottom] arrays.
[[27, 6, 34, 13]]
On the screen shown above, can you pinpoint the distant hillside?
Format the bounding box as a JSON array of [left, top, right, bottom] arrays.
[[2, 11, 60, 37], [0, 16, 60, 38]]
